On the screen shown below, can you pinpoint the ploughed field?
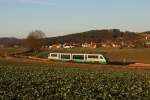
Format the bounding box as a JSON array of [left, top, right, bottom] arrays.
[[1, 60, 150, 99]]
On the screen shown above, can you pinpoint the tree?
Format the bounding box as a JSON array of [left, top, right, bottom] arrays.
[[24, 30, 46, 52]]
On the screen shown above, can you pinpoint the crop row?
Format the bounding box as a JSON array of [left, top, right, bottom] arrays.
[[0, 60, 150, 99]]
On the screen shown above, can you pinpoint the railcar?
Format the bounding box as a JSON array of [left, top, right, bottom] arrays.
[[48, 53, 108, 64]]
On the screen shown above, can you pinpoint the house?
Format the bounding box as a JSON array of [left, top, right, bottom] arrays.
[[62, 43, 75, 49], [63, 44, 75, 49], [110, 43, 121, 48], [100, 41, 122, 48], [82, 43, 90, 48], [143, 35, 150, 48], [49, 44, 62, 49], [13, 45, 19, 48], [144, 42, 150, 48], [101, 43, 111, 48], [82, 42, 97, 48], [63, 45, 75, 49]]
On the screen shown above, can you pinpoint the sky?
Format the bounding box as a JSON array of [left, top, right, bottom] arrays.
[[0, 0, 150, 38]]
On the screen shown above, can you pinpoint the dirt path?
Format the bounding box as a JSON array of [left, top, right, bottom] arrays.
[[128, 63, 150, 69]]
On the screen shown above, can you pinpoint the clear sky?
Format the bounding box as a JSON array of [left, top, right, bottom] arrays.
[[0, 0, 150, 38]]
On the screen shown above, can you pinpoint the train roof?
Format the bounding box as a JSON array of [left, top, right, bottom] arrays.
[[49, 52, 108, 56]]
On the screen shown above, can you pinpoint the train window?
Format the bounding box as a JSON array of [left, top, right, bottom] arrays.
[[88, 55, 98, 59], [61, 54, 70, 59], [73, 55, 84, 60], [51, 54, 57, 57]]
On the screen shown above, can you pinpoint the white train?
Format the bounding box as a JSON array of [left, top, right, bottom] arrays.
[[48, 53, 108, 64]]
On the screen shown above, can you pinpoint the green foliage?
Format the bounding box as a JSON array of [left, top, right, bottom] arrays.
[[0, 60, 150, 99]]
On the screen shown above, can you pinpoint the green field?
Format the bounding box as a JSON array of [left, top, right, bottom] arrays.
[[1, 47, 150, 64], [1, 59, 150, 99], [34, 48, 150, 64], [0, 48, 26, 57]]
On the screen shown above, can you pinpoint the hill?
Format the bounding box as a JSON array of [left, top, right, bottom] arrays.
[[139, 31, 150, 40], [0, 37, 22, 47], [140, 31, 150, 34], [0, 29, 147, 48], [47, 29, 141, 45]]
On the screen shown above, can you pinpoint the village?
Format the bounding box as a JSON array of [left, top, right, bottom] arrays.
[[46, 35, 150, 49], [0, 33, 150, 49]]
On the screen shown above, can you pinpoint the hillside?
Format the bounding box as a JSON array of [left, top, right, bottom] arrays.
[[0, 29, 147, 47], [139, 31, 150, 40], [47, 29, 141, 44], [140, 31, 150, 34], [0, 37, 22, 47]]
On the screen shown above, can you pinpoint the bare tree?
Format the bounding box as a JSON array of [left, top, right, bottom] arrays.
[[24, 30, 46, 52]]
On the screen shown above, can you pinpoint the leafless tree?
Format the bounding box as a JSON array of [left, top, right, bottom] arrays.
[[23, 30, 46, 52]]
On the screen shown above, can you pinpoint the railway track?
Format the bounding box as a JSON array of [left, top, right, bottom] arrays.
[[1, 55, 150, 69]]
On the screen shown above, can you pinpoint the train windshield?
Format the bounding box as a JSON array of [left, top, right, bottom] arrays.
[[100, 56, 104, 59], [51, 54, 57, 57]]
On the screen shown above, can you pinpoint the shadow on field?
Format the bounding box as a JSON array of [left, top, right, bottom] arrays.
[[108, 61, 135, 65]]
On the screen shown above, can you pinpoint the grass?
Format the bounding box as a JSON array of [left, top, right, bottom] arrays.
[[34, 47, 150, 64], [0, 48, 27, 57], [0, 47, 150, 64], [0, 59, 150, 99]]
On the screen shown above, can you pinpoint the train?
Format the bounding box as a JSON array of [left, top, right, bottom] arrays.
[[48, 52, 108, 64]]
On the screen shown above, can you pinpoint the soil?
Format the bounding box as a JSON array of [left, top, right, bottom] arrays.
[[128, 63, 150, 69]]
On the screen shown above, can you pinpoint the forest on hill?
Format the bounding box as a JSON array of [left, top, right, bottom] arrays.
[[46, 29, 141, 44]]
